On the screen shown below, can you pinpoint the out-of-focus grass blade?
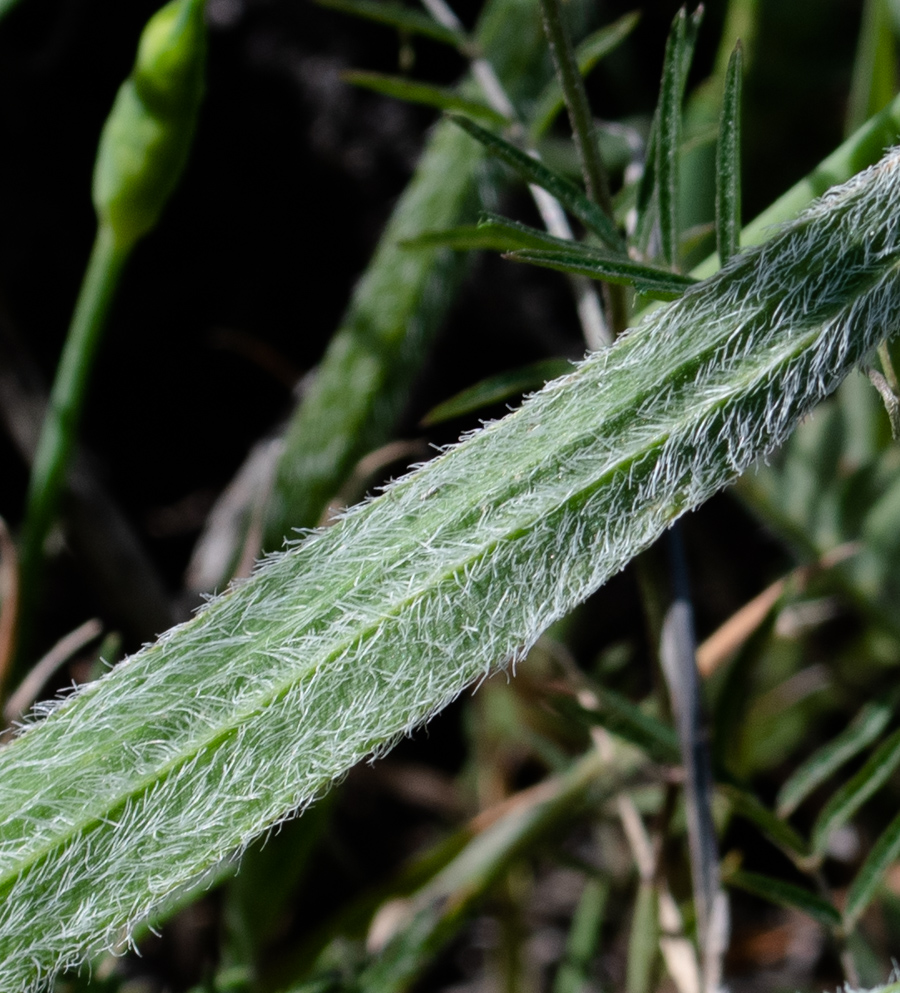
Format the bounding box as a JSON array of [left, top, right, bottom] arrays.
[[561, 687, 681, 765], [715, 42, 743, 265], [421, 359, 573, 427], [530, 11, 640, 139], [845, 808, 900, 929], [315, 0, 466, 47], [448, 114, 626, 251], [553, 877, 609, 993], [507, 248, 696, 299], [846, 0, 898, 135], [343, 71, 509, 126], [719, 784, 810, 858], [627, 882, 658, 993], [401, 213, 581, 253], [811, 727, 900, 856], [337, 750, 616, 993], [777, 692, 899, 818], [726, 870, 841, 929]]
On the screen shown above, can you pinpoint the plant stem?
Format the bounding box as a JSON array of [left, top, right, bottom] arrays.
[[13, 225, 129, 680], [537, 0, 611, 215]]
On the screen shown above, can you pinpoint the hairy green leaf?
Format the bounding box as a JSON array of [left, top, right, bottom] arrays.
[[2, 150, 900, 988]]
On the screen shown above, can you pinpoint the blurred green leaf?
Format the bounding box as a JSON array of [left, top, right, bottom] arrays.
[[315, 0, 466, 47], [777, 691, 899, 818], [507, 248, 696, 299], [715, 42, 743, 265], [448, 114, 625, 251], [812, 727, 900, 856], [626, 882, 658, 993], [845, 808, 900, 929], [726, 870, 841, 929], [560, 687, 680, 766], [401, 213, 580, 253], [421, 359, 574, 427], [553, 877, 609, 993], [847, 0, 898, 135], [530, 11, 640, 139], [343, 71, 509, 125], [719, 784, 810, 858]]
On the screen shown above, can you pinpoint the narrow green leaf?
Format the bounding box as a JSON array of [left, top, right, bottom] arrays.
[[656, 9, 687, 268], [401, 213, 581, 253], [343, 71, 509, 126], [719, 784, 810, 858], [530, 11, 640, 139], [845, 808, 900, 929], [353, 750, 614, 993], [715, 42, 743, 265], [553, 877, 609, 993], [627, 883, 658, 993], [846, 0, 898, 135], [3, 150, 900, 987], [561, 687, 680, 765], [315, 0, 466, 47], [691, 90, 900, 280], [727, 870, 841, 929], [507, 248, 696, 300], [777, 692, 899, 818], [657, 6, 703, 268], [812, 727, 900, 855], [448, 114, 626, 252], [635, 7, 703, 261], [537, 0, 612, 214], [421, 359, 574, 427]]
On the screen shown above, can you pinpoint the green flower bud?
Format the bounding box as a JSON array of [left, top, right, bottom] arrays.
[[92, 0, 206, 248]]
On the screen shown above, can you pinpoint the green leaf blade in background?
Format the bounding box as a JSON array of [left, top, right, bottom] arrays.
[[776, 692, 899, 818], [343, 71, 509, 126], [811, 727, 900, 855], [845, 808, 900, 929], [2, 149, 900, 988], [314, 0, 467, 47], [727, 870, 841, 929]]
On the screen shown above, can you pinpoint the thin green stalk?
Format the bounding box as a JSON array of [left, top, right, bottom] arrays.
[[11, 0, 205, 675], [536, 0, 611, 215], [0, 149, 899, 991], [14, 226, 129, 677]]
